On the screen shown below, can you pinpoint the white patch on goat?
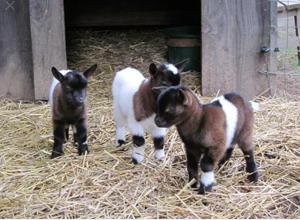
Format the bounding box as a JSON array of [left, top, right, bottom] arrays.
[[116, 126, 126, 145], [154, 149, 165, 160], [48, 69, 72, 108], [132, 145, 145, 163], [112, 67, 146, 140], [165, 64, 178, 75], [249, 101, 260, 112], [211, 96, 238, 148], [201, 171, 216, 187]]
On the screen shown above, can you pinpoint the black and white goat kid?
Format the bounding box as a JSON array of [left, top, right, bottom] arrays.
[[49, 64, 97, 158]]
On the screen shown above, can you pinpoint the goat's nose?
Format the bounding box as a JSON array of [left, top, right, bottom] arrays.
[[77, 97, 84, 103]]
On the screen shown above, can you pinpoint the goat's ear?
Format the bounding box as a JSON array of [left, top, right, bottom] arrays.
[[83, 64, 97, 78], [178, 88, 191, 106], [175, 58, 190, 73], [149, 63, 158, 76], [51, 67, 64, 82], [152, 86, 167, 95]]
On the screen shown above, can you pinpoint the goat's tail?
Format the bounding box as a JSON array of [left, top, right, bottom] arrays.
[[249, 101, 260, 112]]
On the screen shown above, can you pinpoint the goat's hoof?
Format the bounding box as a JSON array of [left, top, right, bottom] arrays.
[[132, 158, 139, 164], [190, 182, 198, 189], [198, 183, 214, 195], [132, 153, 144, 164], [78, 148, 89, 156], [117, 140, 126, 147], [247, 171, 259, 182], [154, 149, 165, 161], [132, 157, 143, 164], [51, 151, 63, 159]]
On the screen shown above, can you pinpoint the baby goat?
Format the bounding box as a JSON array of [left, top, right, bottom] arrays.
[[49, 64, 97, 159], [154, 86, 259, 194], [112, 60, 188, 164]]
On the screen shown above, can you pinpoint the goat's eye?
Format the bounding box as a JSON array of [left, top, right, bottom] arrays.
[[65, 86, 72, 92]]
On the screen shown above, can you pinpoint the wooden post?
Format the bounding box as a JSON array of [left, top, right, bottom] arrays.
[[201, 0, 277, 99], [0, 0, 66, 101], [0, 0, 35, 100], [29, 0, 67, 100]]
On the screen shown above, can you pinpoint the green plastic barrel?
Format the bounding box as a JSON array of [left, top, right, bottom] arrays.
[[163, 26, 201, 71]]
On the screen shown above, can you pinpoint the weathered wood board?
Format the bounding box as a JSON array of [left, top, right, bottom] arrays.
[[201, 0, 277, 100], [29, 0, 67, 100], [0, 0, 66, 101], [0, 0, 34, 100]]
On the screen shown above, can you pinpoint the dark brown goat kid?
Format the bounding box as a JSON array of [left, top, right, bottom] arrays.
[[49, 64, 97, 159], [154, 86, 259, 194]]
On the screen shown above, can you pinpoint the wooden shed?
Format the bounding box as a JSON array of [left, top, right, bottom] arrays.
[[0, 0, 277, 101]]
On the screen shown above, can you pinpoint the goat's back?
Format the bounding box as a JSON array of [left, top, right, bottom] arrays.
[[112, 67, 145, 116]]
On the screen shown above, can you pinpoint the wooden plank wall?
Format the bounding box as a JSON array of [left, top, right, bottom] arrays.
[[0, 0, 66, 100], [201, 0, 276, 100], [29, 0, 67, 100], [0, 0, 34, 100], [64, 0, 200, 27]]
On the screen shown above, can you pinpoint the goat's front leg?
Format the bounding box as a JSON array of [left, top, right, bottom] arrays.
[[199, 146, 226, 194], [186, 149, 200, 189], [51, 121, 65, 159], [128, 121, 145, 164], [75, 119, 89, 156], [152, 127, 167, 161]]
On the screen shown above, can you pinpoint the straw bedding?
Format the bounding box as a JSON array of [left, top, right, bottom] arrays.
[[0, 29, 299, 218]]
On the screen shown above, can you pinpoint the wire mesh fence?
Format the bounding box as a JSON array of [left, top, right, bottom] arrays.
[[277, 0, 300, 74]]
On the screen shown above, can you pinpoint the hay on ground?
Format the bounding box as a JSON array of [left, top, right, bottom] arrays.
[[0, 29, 299, 218]]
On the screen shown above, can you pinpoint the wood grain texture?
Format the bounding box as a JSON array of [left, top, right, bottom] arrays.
[[201, 0, 276, 100], [29, 0, 67, 100], [0, 0, 34, 100]]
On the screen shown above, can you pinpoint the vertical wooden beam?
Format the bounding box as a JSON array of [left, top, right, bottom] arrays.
[[201, 0, 275, 99], [0, 0, 34, 100], [29, 0, 67, 100]]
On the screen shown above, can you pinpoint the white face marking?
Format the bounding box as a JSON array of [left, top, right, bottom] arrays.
[[211, 96, 238, 148], [154, 149, 165, 160], [166, 64, 179, 75], [132, 145, 145, 163], [200, 171, 216, 187]]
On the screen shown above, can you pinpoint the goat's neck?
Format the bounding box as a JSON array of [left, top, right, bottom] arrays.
[[59, 93, 84, 115], [133, 79, 156, 121], [176, 93, 203, 138]]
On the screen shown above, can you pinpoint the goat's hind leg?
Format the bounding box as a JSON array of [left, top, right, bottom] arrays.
[[113, 104, 127, 147], [218, 146, 234, 166], [64, 125, 69, 143], [238, 139, 258, 182]]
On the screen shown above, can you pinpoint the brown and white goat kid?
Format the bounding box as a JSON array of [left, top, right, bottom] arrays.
[[49, 64, 97, 159], [154, 86, 259, 194], [112, 60, 188, 164]]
